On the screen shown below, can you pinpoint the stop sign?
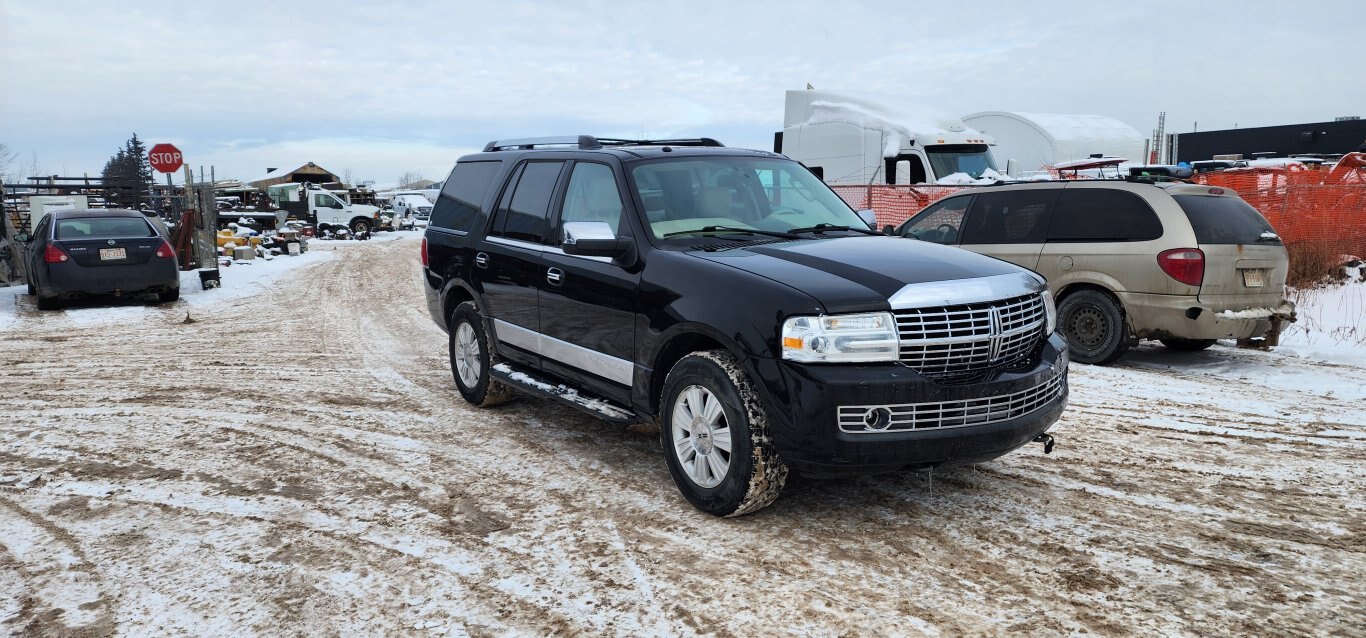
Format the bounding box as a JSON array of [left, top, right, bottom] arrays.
[[148, 143, 184, 173]]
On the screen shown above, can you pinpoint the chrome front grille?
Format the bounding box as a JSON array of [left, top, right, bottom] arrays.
[[895, 293, 1046, 381], [838, 374, 1065, 433]]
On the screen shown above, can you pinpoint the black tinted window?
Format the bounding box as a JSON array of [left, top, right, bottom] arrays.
[[56, 217, 155, 239], [1049, 189, 1162, 242], [431, 161, 500, 231], [961, 190, 1056, 244], [1174, 195, 1277, 244], [491, 161, 564, 243]]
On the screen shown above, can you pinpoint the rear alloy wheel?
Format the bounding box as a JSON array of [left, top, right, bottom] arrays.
[[448, 301, 514, 407], [1058, 289, 1128, 365], [660, 350, 787, 517], [1160, 338, 1216, 352]]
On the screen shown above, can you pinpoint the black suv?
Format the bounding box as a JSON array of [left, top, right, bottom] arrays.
[[422, 136, 1069, 516]]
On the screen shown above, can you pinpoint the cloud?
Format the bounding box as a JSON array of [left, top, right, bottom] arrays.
[[2, 0, 1363, 179]]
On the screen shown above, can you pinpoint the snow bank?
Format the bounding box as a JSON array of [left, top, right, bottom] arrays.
[[1277, 278, 1366, 365], [936, 168, 1006, 185]]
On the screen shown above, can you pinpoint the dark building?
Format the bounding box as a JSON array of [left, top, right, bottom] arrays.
[[1175, 118, 1366, 163]]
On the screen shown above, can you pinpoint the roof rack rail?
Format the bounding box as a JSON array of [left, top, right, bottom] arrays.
[[483, 135, 724, 152]]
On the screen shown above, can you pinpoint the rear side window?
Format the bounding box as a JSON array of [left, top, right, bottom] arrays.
[[961, 190, 1057, 244], [431, 161, 501, 231], [490, 161, 565, 243], [1048, 189, 1162, 242], [1173, 195, 1278, 244], [56, 217, 155, 239]]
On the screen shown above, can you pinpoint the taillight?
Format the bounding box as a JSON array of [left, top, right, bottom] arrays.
[[44, 244, 70, 263], [420, 236, 428, 267], [155, 240, 176, 258], [1158, 248, 1204, 286]]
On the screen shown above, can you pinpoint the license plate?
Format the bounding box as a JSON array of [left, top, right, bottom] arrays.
[[1241, 269, 1265, 287], [99, 247, 127, 261]]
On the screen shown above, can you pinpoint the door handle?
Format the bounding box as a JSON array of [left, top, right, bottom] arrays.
[[475, 252, 489, 268], [546, 267, 564, 285]]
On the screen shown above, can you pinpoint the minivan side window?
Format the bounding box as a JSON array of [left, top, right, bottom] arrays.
[[899, 196, 971, 244], [1048, 189, 1162, 242], [431, 161, 501, 232], [961, 190, 1057, 244], [489, 161, 565, 244]]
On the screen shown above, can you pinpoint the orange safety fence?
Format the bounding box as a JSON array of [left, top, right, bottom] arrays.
[[829, 184, 978, 229]]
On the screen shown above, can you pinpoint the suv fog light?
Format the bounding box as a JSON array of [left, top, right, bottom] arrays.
[[863, 407, 893, 431]]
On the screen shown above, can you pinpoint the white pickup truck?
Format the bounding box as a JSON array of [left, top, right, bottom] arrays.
[[390, 193, 433, 229], [267, 183, 382, 235]]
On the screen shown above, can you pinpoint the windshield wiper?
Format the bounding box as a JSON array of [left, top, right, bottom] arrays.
[[787, 223, 881, 236], [661, 225, 799, 240]]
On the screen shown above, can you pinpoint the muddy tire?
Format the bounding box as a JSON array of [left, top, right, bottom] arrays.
[[1058, 289, 1128, 365], [350, 218, 372, 236], [1160, 338, 1216, 352], [448, 301, 514, 407], [660, 350, 787, 517]]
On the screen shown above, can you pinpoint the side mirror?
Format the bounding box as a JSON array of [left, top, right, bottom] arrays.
[[882, 225, 897, 236], [13, 232, 30, 243], [563, 221, 631, 259], [856, 209, 878, 230]]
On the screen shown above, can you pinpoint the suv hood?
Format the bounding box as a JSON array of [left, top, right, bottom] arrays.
[[688, 236, 1027, 314]]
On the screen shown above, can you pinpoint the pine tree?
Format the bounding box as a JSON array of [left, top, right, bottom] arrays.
[[101, 134, 151, 208]]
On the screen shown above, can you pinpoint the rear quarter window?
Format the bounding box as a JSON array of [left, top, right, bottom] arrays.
[[1173, 195, 1278, 244], [430, 161, 502, 232], [1048, 189, 1162, 242]]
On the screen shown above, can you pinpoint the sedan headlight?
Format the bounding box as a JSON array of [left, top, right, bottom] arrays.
[[1042, 288, 1057, 335], [781, 312, 899, 363]]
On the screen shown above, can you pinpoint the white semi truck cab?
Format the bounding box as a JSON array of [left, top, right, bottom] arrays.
[[775, 89, 1001, 186], [268, 182, 382, 235]]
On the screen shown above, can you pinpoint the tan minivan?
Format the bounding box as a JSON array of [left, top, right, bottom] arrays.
[[895, 181, 1295, 364]]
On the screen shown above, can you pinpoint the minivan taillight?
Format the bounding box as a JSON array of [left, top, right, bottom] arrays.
[[420, 236, 428, 267], [44, 244, 70, 263], [155, 240, 176, 258], [1158, 248, 1204, 286]]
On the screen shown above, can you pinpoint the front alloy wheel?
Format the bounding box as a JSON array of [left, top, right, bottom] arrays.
[[670, 385, 733, 488]]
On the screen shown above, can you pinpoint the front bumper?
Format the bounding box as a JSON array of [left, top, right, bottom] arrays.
[[754, 333, 1069, 476], [1120, 292, 1297, 341]]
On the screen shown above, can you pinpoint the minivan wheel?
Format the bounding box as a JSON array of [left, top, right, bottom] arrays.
[[1058, 290, 1128, 365], [1160, 338, 1216, 352], [448, 301, 514, 407], [660, 350, 787, 517]]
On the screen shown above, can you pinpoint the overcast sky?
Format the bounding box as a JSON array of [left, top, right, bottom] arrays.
[[2, 0, 1362, 186]]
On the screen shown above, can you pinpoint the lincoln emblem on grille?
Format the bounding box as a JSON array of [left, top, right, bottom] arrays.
[[987, 306, 1004, 361]]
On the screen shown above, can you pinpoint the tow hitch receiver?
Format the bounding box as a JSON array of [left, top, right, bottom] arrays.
[[1033, 433, 1055, 454]]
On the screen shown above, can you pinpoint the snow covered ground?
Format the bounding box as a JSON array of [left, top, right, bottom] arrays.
[[1, 236, 1361, 636]]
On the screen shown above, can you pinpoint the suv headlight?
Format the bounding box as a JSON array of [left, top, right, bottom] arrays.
[[782, 312, 899, 363], [1042, 288, 1057, 335]]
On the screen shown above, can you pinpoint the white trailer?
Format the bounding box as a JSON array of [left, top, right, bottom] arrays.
[[776, 89, 1001, 185], [962, 111, 1146, 175]]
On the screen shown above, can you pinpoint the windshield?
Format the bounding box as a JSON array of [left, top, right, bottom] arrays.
[[629, 157, 863, 240], [925, 144, 998, 179]]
